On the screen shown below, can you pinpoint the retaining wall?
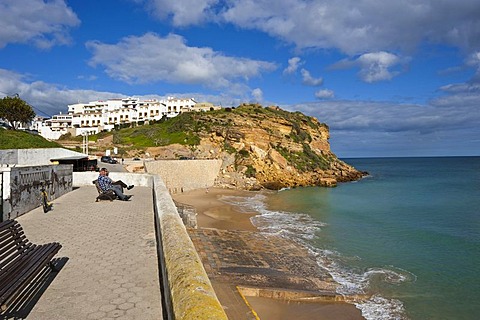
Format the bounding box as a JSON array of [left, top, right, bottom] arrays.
[[1, 164, 72, 221], [144, 159, 222, 193]]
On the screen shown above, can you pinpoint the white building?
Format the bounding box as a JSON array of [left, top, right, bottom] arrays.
[[187, 102, 222, 113], [38, 97, 198, 140]]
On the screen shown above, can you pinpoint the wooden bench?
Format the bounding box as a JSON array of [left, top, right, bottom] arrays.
[[92, 179, 117, 201], [0, 220, 62, 311]]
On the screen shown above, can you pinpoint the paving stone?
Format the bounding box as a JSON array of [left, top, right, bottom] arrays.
[[11, 186, 163, 320]]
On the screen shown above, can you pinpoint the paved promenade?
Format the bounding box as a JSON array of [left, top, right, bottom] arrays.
[[12, 186, 163, 320]]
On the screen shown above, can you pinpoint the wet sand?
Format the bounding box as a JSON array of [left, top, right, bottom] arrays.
[[173, 187, 258, 231], [173, 187, 364, 320]]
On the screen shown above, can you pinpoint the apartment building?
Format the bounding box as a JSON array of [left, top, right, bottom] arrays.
[[37, 97, 198, 140]]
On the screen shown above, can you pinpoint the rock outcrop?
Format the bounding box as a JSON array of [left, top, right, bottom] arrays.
[[146, 104, 367, 190]]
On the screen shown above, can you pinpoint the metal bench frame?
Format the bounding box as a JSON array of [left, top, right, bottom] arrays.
[[0, 220, 62, 311]]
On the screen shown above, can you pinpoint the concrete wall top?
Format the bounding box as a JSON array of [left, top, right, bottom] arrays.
[[0, 148, 88, 166], [73, 172, 154, 188]]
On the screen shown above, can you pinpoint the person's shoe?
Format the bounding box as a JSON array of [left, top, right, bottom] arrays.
[[127, 185, 134, 190], [123, 195, 132, 201]]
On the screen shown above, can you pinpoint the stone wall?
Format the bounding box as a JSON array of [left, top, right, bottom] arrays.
[[1, 164, 73, 221], [173, 201, 197, 228], [144, 159, 222, 193]]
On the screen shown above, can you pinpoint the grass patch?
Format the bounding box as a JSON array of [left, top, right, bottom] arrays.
[[274, 144, 330, 172], [0, 129, 61, 149]]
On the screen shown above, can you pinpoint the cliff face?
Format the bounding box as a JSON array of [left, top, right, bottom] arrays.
[[147, 104, 366, 190]]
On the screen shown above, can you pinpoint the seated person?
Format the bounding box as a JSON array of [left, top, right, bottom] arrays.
[[97, 168, 134, 201]]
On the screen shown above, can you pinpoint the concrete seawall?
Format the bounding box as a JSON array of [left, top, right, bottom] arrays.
[[145, 159, 222, 193], [152, 175, 227, 319], [73, 172, 227, 319]]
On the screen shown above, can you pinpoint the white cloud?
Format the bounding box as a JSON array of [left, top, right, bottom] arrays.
[[0, 68, 259, 116], [138, 0, 480, 56], [315, 89, 334, 99], [251, 88, 263, 102], [465, 51, 480, 81], [139, 0, 219, 26], [283, 57, 302, 74], [301, 68, 323, 86], [222, 0, 480, 55], [0, 69, 123, 116], [331, 51, 404, 82], [356, 52, 402, 82], [86, 33, 277, 91], [0, 0, 80, 49], [466, 51, 480, 67]]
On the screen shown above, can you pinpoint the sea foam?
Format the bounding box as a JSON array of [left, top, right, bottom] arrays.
[[219, 191, 411, 320]]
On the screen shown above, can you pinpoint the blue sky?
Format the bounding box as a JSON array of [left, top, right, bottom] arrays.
[[1, 0, 479, 158]]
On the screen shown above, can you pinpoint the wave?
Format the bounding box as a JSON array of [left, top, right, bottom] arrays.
[[219, 191, 413, 320]]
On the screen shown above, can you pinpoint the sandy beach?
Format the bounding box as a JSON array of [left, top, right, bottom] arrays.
[[173, 187, 364, 320], [173, 187, 258, 232]]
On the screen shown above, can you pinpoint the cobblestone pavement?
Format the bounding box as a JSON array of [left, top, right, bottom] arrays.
[[11, 186, 162, 320], [188, 228, 339, 319]]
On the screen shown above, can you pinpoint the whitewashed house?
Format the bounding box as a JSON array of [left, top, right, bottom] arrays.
[[37, 97, 198, 140]]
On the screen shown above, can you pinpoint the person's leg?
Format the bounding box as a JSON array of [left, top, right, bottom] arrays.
[[113, 180, 127, 188], [110, 185, 129, 200], [113, 180, 134, 190]]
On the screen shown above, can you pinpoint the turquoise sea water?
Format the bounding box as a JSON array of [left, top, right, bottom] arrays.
[[221, 157, 480, 320]]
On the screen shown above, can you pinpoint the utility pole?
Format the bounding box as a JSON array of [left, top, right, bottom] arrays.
[[82, 132, 89, 155]]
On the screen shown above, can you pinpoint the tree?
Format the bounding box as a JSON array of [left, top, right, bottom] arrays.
[[0, 96, 36, 130]]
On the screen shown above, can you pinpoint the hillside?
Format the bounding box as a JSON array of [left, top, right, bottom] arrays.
[[0, 129, 61, 149], [63, 104, 364, 190]]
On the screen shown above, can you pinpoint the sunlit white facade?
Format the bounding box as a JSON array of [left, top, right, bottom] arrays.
[[37, 97, 197, 140]]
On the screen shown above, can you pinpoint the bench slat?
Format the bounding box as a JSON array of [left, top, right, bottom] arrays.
[[0, 223, 30, 270], [0, 243, 60, 305], [0, 244, 37, 288], [0, 232, 28, 252], [0, 243, 33, 272], [0, 220, 15, 232], [0, 220, 62, 311]]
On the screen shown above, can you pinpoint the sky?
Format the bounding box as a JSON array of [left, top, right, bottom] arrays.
[[1, 0, 479, 158]]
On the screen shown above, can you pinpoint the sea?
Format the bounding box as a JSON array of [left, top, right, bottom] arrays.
[[220, 157, 480, 320]]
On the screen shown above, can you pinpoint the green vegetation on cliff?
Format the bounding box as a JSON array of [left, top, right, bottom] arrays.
[[0, 129, 61, 149], [74, 103, 327, 150], [102, 104, 326, 168]]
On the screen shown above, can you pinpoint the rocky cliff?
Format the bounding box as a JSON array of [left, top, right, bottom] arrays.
[[145, 104, 366, 190]]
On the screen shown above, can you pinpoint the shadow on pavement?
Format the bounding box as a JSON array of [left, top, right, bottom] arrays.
[[0, 257, 69, 320]]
